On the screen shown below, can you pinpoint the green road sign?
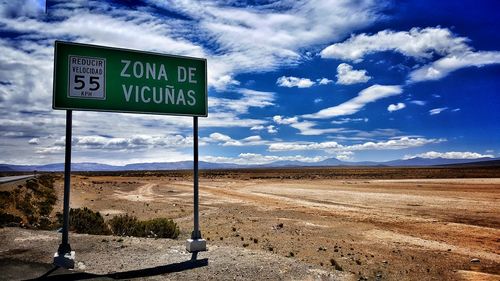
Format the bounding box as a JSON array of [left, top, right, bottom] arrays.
[[53, 41, 207, 116]]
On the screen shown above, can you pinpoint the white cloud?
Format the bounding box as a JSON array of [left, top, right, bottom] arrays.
[[347, 137, 444, 151], [203, 153, 328, 165], [250, 125, 265, 131], [336, 63, 371, 85], [409, 51, 500, 82], [0, 110, 199, 164], [290, 120, 344, 136], [201, 112, 268, 128], [269, 137, 444, 152], [387, 102, 406, 112], [404, 151, 494, 160], [276, 76, 334, 88], [429, 107, 447, 115], [2, 132, 25, 137], [331, 118, 368, 124], [317, 78, 333, 85], [303, 84, 402, 119], [318, 26, 500, 83], [211, 75, 241, 90], [209, 88, 275, 114], [1, 0, 44, 18], [409, 100, 426, 106], [243, 136, 262, 142], [273, 115, 298, 125], [248, 123, 280, 134], [147, 0, 381, 89], [351, 128, 401, 139], [269, 141, 343, 152], [276, 76, 315, 88], [207, 133, 232, 143], [314, 98, 323, 104], [278, 85, 401, 135], [274, 115, 354, 135], [320, 27, 470, 61], [28, 138, 40, 145], [24, 133, 196, 165], [266, 125, 278, 134], [336, 151, 354, 161], [35, 146, 64, 155], [202, 132, 267, 146], [72, 135, 193, 150]]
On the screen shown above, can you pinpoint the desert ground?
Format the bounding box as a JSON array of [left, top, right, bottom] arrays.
[[1, 167, 500, 280]]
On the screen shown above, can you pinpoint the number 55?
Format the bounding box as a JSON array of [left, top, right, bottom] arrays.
[[73, 75, 100, 91]]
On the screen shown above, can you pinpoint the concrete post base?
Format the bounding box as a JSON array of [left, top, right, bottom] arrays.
[[53, 251, 75, 269], [186, 239, 207, 252]]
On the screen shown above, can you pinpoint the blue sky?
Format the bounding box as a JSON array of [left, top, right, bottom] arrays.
[[0, 0, 499, 165]]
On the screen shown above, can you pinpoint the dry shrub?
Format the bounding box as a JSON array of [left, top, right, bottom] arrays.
[[143, 218, 179, 239], [109, 215, 179, 239], [3, 175, 58, 229], [330, 258, 343, 271], [0, 191, 12, 207], [108, 214, 143, 237], [0, 211, 22, 227], [69, 207, 110, 235]]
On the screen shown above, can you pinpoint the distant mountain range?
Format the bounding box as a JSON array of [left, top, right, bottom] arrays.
[[1, 157, 499, 172]]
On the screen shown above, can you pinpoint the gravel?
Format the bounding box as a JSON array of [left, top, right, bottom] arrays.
[[0, 227, 354, 281]]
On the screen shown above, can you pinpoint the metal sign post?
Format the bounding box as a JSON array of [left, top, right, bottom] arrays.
[[53, 110, 75, 268], [193, 116, 200, 239], [186, 116, 206, 253]]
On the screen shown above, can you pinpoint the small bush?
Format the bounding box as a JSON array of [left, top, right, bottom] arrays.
[[38, 175, 55, 189], [0, 211, 22, 227], [38, 216, 53, 230], [25, 179, 39, 192], [330, 258, 343, 271], [55, 212, 63, 228], [17, 193, 35, 217], [109, 214, 144, 237], [109, 215, 179, 239], [37, 181, 57, 217], [0, 191, 12, 206], [143, 218, 179, 239], [38, 197, 55, 217], [69, 207, 110, 235], [2, 175, 58, 228], [26, 214, 38, 225], [37, 186, 57, 217]]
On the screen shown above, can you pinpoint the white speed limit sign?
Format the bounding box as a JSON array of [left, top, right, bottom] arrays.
[[68, 55, 106, 99]]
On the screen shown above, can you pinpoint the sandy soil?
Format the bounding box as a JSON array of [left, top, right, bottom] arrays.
[[5, 171, 500, 280], [0, 228, 349, 281]]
